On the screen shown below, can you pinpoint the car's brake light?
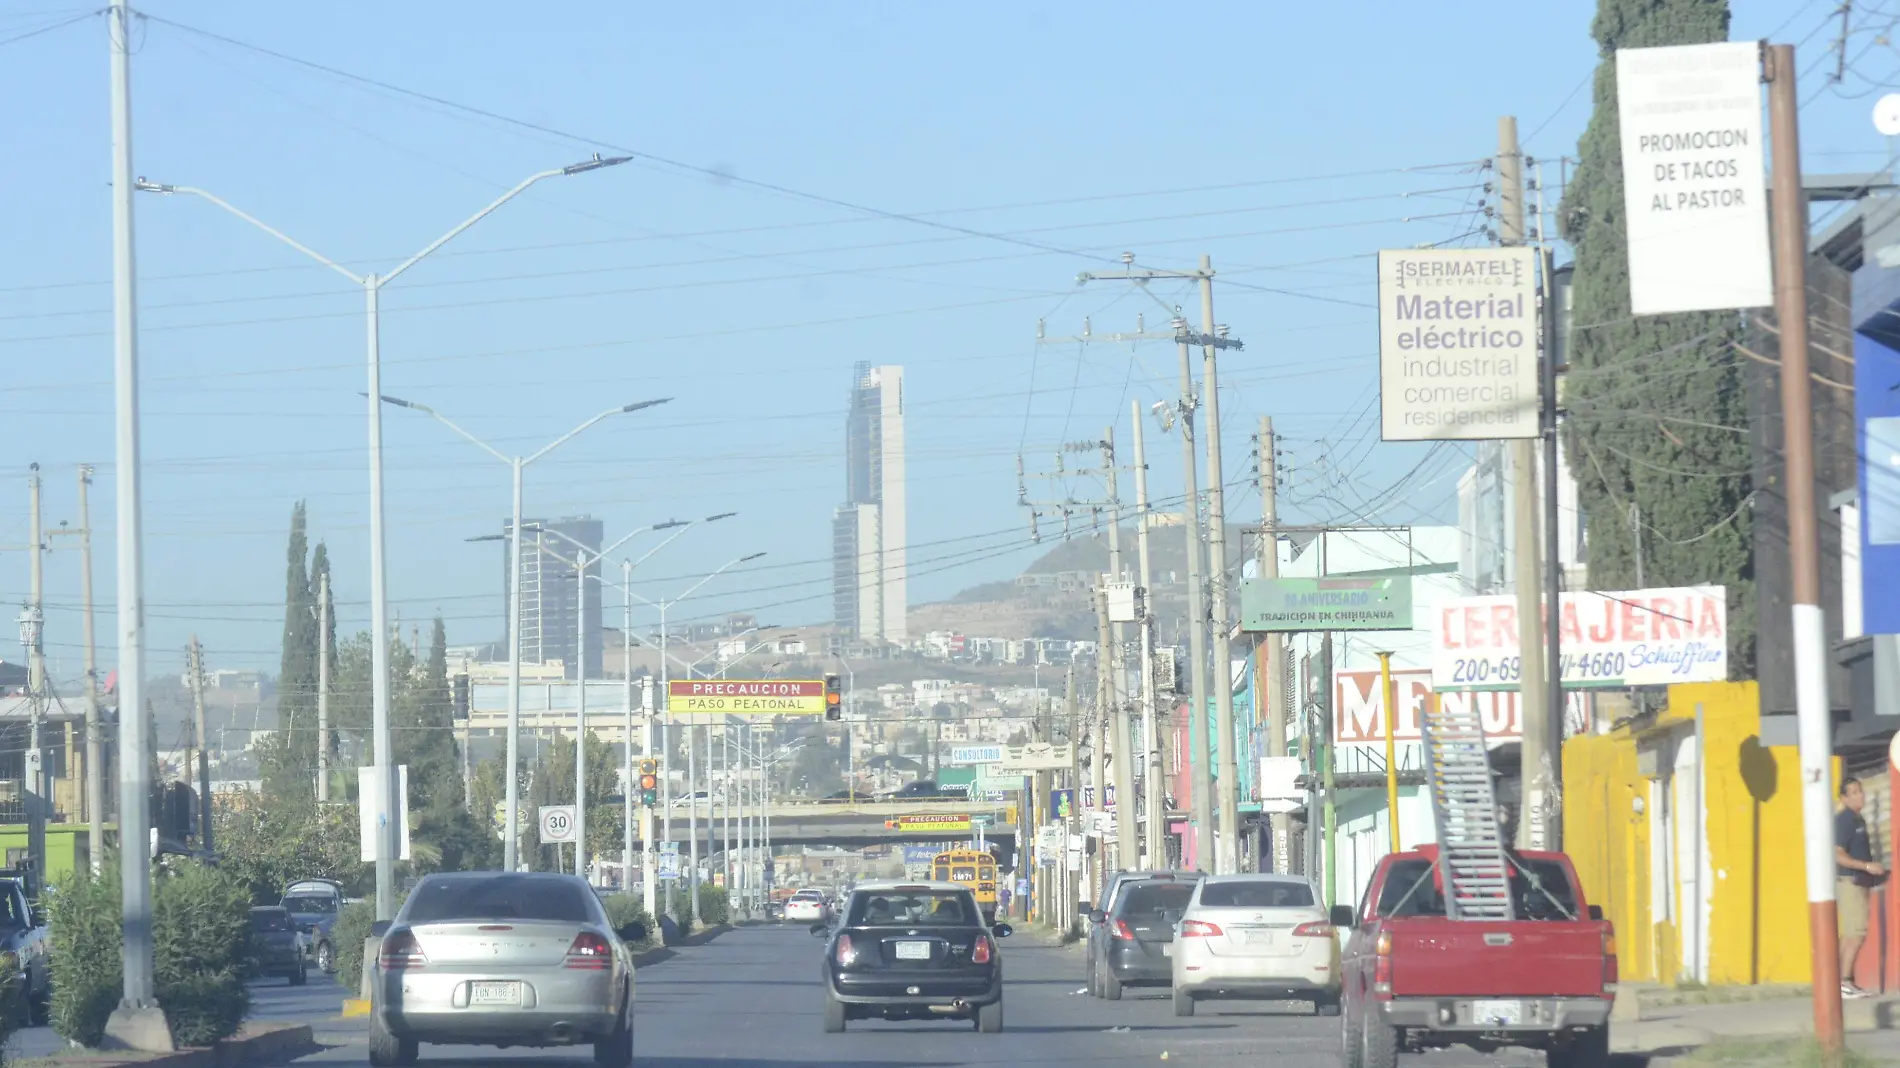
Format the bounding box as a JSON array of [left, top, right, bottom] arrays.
[[972, 936, 993, 964], [835, 933, 861, 967], [1179, 920, 1223, 938], [1602, 924, 1619, 997], [1372, 929, 1393, 998], [564, 931, 614, 970], [1292, 921, 1334, 938], [1112, 918, 1136, 941], [379, 930, 426, 971]]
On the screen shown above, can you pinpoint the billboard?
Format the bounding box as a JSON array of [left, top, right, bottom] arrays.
[[1430, 586, 1728, 691], [1615, 42, 1772, 316], [1378, 246, 1540, 441], [1241, 576, 1413, 632], [947, 744, 1004, 765], [665, 679, 826, 717], [1333, 667, 1590, 747], [883, 813, 972, 834], [998, 742, 1072, 772]]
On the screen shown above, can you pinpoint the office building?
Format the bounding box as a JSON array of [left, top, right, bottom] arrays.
[[502, 515, 603, 679], [832, 363, 907, 642]]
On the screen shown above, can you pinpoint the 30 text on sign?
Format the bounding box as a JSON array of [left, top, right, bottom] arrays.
[[1378, 246, 1540, 441], [1616, 42, 1772, 315], [665, 679, 826, 718]]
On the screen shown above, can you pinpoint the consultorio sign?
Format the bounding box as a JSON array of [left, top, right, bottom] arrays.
[[1378, 247, 1541, 442]]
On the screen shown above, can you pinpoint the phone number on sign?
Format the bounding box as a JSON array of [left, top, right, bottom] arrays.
[[1445, 652, 1628, 687]]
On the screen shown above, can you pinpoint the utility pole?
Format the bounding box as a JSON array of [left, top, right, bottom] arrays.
[[1131, 401, 1165, 869], [1257, 418, 1289, 873], [640, 674, 657, 920], [573, 556, 588, 885], [317, 572, 330, 804], [21, 467, 46, 880], [1104, 428, 1139, 872], [65, 468, 104, 872], [1766, 42, 1844, 1053], [187, 638, 211, 854], [1321, 631, 1337, 910], [105, 0, 168, 1048], [1497, 116, 1553, 851], [1092, 586, 1112, 889], [1195, 258, 1245, 876]]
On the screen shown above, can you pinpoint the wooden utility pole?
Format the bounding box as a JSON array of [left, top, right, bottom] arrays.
[[187, 637, 211, 854], [1498, 115, 1553, 851]]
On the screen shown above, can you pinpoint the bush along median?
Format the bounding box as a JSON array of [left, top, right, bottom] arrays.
[[48, 858, 254, 1048]]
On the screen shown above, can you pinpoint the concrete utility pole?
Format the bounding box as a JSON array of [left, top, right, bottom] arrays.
[[1766, 42, 1844, 1053], [1172, 320, 1213, 872], [317, 572, 330, 804], [22, 467, 46, 879], [1497, 116, 1553, 851], [105, 4, 165, 1046], [1104, 428, 1139, 872], [1196, 257, 1244, 876], [1131, 401, 1165, 869], [1257, 418, 1289, 873], [71, 468, 104, 872], [1092, 586, 1112, 884], [187, 638, 211, 854], [640, 674, 657, 919]]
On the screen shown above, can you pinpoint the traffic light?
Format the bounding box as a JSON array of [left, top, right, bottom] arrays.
[[638, 759, 659, 808], [824, 674, 842, 721]]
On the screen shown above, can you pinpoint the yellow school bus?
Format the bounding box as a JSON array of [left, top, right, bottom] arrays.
[[931, 849, 998, 919]]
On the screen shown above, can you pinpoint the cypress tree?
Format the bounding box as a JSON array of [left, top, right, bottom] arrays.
[[266, 503, 317, 799], [1560, 0, 1757, 673]]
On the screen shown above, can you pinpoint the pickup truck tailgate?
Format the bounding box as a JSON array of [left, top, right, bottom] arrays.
[[1389, 920, 1604, 998]]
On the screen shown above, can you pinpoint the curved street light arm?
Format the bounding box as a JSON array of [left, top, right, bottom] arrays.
[[138, 182, 364, 286], [379, 397, 512, 465], [526, 399, 671, 467], [382, 167, 565, 285]]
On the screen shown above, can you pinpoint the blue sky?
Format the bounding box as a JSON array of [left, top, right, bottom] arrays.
[[0, 0, 1888, 676]]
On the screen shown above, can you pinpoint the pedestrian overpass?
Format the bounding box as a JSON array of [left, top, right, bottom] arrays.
[[633, 798, 1017, 850]]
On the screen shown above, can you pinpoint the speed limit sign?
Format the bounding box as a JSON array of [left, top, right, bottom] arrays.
[[539, 805, 577, 845]]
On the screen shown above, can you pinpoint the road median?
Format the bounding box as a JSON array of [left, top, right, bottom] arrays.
[[13, 1022, 316, 1068]]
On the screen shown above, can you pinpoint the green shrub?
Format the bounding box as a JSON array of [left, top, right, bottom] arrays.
[[331, 899, 377, 997], [153, 860, 251, 1047], [695, 885, 729, 928], [48, 864, 123, 1048], [600, 895, 650, 946]]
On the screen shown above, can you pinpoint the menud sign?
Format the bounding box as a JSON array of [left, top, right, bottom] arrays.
[[1333, 668, 1591, 748]]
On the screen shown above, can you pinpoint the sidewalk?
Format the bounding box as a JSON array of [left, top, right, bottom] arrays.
[[1615, 988, 1900, 1058]]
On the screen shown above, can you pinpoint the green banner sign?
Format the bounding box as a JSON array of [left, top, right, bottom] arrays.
[[1240, 576, 1413, 632]]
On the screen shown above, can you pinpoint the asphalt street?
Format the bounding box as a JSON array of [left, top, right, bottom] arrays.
[[285, 924, 1553, 1068]]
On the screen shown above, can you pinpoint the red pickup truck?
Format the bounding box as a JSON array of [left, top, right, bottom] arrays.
[[1334, 848, 1616, 1068]]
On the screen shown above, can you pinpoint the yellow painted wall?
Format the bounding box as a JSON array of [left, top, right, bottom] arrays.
[[1564, 730, 1653, 982], [0, 826, 97, 887], [1678, 681, 1818, 985]]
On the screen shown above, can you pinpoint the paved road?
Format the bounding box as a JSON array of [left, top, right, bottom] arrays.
[[288, 924, 1554, 1068]]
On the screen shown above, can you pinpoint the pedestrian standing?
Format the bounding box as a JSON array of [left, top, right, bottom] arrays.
[[1835, 776, 1886, 999], [998, 881, 1013, 918]]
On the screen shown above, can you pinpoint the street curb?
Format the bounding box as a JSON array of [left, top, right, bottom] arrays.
[[49, 1023, 320, 1068], [667, 924, 732, 948], [630, 946, 675, 968], [338, 999, 368, 1019]]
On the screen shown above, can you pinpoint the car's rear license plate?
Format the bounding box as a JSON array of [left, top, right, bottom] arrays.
[[470, 981, 522, 1006], [1242, 929, 1274, 945], [894, 941, 932, 961], [1471, 999, 1523, 1025]]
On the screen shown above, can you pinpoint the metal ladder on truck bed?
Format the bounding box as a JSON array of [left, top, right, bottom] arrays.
[[1419, 698, 1515, 921]]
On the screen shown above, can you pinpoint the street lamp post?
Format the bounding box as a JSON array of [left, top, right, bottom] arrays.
[[634, 552, 766, 924], [384, 395, 669, 874], [141, 154, 631, 917]]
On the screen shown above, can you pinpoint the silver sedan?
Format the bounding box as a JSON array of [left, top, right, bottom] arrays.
[[370, 872, 635, 1067]]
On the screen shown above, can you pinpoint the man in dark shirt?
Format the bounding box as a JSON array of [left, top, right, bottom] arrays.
[[1836, 777, 1885, 999]]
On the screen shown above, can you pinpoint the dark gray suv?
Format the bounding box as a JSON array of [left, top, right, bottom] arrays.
[[1084, 871, 1204, 999]]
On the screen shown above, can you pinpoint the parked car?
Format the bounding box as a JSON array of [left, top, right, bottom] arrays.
[[0, 874, 50, 1023], [785, 889, 829, 924], [1084, 871, 1203, 998], [281, 878, 348, 974], [814, 880, 1009, 1032], [369, 872, 636, 1068], [1088, 875, 1198, 1000], [248, 906, 309, 986], [1337, 848, 1616, 1068], [1169, 874, 1339, 1017]]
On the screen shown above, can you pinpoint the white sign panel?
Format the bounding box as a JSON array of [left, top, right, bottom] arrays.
[[358, 765, 411, 862], [947, 744, 1004, 766], [1378, 247, 1540, 442], [1616, 42, 1772, 315], [1258, 756, 1302, 808], [998, 742, 1073, 773], [539, 804, 578, 845], [1431, 585, 1728, 690]]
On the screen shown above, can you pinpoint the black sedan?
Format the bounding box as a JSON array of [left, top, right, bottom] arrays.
[[814, 881, 1009, 1033], [248, 906, 308, 985]]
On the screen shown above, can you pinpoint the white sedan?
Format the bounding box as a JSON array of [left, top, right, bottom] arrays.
[[1169, 874, 1340, 1016], [784, 890, 828, 924]]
